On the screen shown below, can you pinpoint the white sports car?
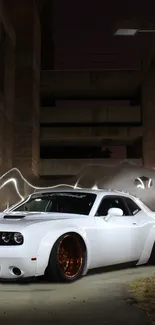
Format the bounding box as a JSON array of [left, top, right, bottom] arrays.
[[0, 189, 155, 282]]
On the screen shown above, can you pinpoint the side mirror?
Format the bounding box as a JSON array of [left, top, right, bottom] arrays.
[[108, 207, 123, 216], [105, 207, 123, 221]]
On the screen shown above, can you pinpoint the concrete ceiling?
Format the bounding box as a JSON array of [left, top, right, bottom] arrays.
[[41, 0, 155, 71], [40, 0, 155, 100]]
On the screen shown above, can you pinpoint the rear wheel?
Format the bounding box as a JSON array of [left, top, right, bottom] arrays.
[[46, 233, 86, 282]]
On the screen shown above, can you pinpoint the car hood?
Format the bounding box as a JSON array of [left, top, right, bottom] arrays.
[[0, 211, 86, 231]]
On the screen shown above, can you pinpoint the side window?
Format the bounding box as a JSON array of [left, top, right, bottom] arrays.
[[96, 196, 129, 216], [124, 197, 141, 215]]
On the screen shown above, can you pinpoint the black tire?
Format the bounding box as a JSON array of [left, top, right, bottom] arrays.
[[46, 233, 86, 283], [148, 243, 155, 264]]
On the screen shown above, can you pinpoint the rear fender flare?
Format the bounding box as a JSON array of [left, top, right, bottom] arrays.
[[137, 225, 155, 265]]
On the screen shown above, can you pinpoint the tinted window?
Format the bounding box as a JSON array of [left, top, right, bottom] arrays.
[[15, 198, 49, 212], [12, 192, 96, 216], [96, 196, 129, 216], [124, 197, 141, 215]]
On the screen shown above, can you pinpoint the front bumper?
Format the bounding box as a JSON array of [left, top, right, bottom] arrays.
[[0, 247, 37, 279], [0, 257, 37, 279]]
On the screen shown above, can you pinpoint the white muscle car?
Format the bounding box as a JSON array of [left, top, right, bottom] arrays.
[[0, 189, 155, 282]]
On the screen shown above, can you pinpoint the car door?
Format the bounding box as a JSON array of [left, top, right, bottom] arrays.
[[94, 195, 140, 268], [123, 197, 153, 258]]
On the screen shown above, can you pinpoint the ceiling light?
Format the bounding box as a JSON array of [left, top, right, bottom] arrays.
[[115, 28, 155, 36], [115, 29, 138, 36]]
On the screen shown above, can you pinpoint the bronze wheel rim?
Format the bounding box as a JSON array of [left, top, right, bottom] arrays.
[[57, 235, 83, 278]]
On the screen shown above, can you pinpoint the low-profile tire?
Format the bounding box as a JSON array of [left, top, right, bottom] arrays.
[[46, 233, 86, 283], [148, 243, 155, 265]]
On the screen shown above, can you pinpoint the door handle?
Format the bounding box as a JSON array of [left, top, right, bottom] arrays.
[[133, 222, 137, 225]]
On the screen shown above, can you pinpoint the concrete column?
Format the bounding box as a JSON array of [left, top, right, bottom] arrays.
[[11, 0, 41, 179], [3, 34, 15, 171], [0, 1, 16, 210], [142, 68, 155, 169], [0, 1, 15, 173]]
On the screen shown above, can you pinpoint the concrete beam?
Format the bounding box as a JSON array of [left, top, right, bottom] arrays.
[[41, 70, 141, 99], [40, 126, 142, 143]]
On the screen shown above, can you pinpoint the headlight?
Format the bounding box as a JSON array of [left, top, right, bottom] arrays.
[[0, 232, 24, 245], [2, 232, 12, 243], [14, 232, 23, 244]]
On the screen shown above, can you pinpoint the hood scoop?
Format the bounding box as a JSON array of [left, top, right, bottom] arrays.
[[3, 215, 25, 219]]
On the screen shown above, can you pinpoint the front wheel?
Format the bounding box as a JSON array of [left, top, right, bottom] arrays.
[[46, 233, 86, 282]]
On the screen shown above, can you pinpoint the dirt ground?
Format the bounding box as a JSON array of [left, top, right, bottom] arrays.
[[130, 275, 155, 324]]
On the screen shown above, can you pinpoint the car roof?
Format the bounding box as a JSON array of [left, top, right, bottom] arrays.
[[32, 188, 135, 198], [32, 188, 109, 195]]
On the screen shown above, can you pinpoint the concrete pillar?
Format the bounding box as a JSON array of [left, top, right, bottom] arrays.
[[11, 0, 41, 180], [0, 0, 15, 173], [0, 1, 16, 210], [142, 68, 155, 169], [3, 34, 15, 171]]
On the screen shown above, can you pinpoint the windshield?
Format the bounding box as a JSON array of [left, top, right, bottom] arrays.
[[11, 192, 96, 215]]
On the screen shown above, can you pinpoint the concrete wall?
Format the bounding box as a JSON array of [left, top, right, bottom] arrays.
[[40, 159, 142, 176], [40, 101, 142, 145]]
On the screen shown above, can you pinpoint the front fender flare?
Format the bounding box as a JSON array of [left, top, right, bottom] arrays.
[[35, 227, 90, 276]]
